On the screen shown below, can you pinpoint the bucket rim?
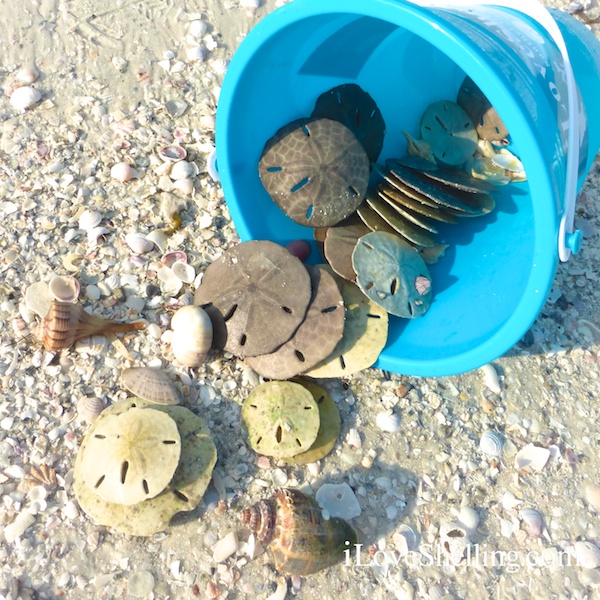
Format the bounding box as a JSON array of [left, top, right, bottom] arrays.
[[215, 0, 559, 376]]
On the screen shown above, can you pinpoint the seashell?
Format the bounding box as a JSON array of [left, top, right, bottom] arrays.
[[575, 540, 600, 569], [171, 260, 195, 283], [206, 147, 219, 182], [77, 396, 104, 423], [121, 367, 182, 405], [480, 363, 501, 394], [479, 429, 504, 457], [170, 305, 213, 367], [315, 482, 361, 519], [514, 443, 550, 471], [345, 428, 361, 449], [186, 46, 207, 62], [501, 491, 523, 510], [158, 267, 183, 297], [158, 145, 187, 163], [74, 334, 108, 355], [375, 410, 401, 433], [35, 300, 145, 352], [110, 161, 136, 182], [519, 508, 543, 538], [145, 230, 168, 253], [87, 226, 111, 248], [10, 86, 41, 111], [211, 58, 229, 75], [439, 521, 470, 563], [241, 0, 261, 7], [16, 65, 40, 84], [240, 488, 358, 575], [188, 19, 208, 38], [162, 251, 187, 268], [125, 233, 155, 255], [169, 160, 195, 181], [491, 150, 525, 174], [393, 524, 420, 557], [48, 275, 80, 303], [213, 531, 239, 563], [78, 209, 102, 232], [173, 177, 194, 195], [24, 281, 54, 318], [458, 506, 480, 533]]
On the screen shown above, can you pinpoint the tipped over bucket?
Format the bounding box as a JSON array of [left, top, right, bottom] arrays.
[[215, 0, 600, 377]]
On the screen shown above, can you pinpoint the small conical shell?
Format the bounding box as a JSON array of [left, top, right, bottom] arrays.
[[121, 367, 182, 405], [36, 300, 145, 352]]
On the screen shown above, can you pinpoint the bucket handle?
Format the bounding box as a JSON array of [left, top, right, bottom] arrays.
[[407, 0, 581, 261]]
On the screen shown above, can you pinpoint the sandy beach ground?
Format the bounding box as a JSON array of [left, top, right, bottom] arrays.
[[1, 1, 600, 599]]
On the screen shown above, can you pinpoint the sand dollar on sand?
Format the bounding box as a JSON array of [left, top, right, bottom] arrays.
[[241, 381, 320, 458]]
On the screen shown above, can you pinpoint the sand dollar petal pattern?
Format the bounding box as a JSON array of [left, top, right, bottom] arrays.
[[194, 241, 311, 358], [242, 381, 320, 458], [80, 407, 181, 505], [259, 118, 370, 227]]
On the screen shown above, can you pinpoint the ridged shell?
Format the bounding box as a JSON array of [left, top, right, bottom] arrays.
[[240, 488, 358, 576], [77, 396, 105, 423], [36, 300, 144, 352], [121, 367, 182, 405], [74, 334, 108, 355], [78, 209, 102, 232], [170, 305, 213, 367], [479, 429, 504, 457], [518, 508, 543, 538]]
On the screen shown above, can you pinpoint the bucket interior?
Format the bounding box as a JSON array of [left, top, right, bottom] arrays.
[[219, 11, 547, 376]]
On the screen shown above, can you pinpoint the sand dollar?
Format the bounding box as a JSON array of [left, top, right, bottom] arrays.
[[420, 100, 478, 166], [80, 407, 181, 506], [324, 218, 371, 282], [241, 381, 320, 458], [302, 267, 388, 378], [259, 118, 369, 227], [73, 399, 217, 536], [352, 231, 433, 318], [283, 379, 341, 465], [245, 265, 344, 380], [194, 240, 311, 358]]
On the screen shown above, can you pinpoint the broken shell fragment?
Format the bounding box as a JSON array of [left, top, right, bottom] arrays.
[[514, 443, 550, 472]]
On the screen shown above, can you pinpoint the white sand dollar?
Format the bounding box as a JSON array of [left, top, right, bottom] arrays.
[[81, 407, 181, 505]]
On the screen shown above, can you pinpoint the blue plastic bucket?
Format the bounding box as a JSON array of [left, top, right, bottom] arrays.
[[215, 0, 600, 377]]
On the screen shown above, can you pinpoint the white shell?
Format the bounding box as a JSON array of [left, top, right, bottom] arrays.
[[157, 267, 183, 297], [211, 59, 229, 75], [125, 233, 155, 255], [514, 443, 550, 471], [146, 230, 168, 253], [575, 541, 600, 569], [492, 151, 525, 173], [345, 428, 362, 449], [77, 396, 104, 423], [393, 524, 420, 556], [170, 305, 213, 367], [24, 281, 54, 318], [173, 178, 194, 195], [75, 335, 108, 356], [479, 429, 504, 457], [439, 521, 470, 563], [171, 260, 195, 283], [213, 531, 239, 563], [315, 482, 362, 519], [188, 19, 208, 38], [16, 66, 40, 84], [375, 410, 401, 433], [169, 160, 195, 181], [240, 0, 261, 7], [518, 508, 543, 538], [187, 46, 207, 62], [501, 491, 523, 510], [110, 161, 136, 182], [48, 275, 80, 303], [78, 209, 102, 232], [480, 363, 501, 394], [458, 506, 480, 533], [10, 86, 41, 111]]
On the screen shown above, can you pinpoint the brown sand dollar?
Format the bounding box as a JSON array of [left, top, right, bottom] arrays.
[[194, 240, 311, 358], [259, 118, 370, 227]]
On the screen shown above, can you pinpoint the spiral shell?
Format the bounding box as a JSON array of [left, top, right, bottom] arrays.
[[240, 488, 358, 576], [170, 305, 212, 367], [36, 300, 144, 352]]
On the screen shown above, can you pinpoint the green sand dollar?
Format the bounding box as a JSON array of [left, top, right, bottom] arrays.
[[283, 379, 341, 465], [352, 231, 433, 318], [242, 381, 320, 458], [420, 100, 478, 166], [259, 118, 370, 227], [74, 399, 217, 536], [80, 407, 181, 506], [302, 266, 388, 378]]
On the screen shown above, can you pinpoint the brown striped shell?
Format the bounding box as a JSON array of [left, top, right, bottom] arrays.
[[240, 488, 358, 576], [36, 300, 145, 352]]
